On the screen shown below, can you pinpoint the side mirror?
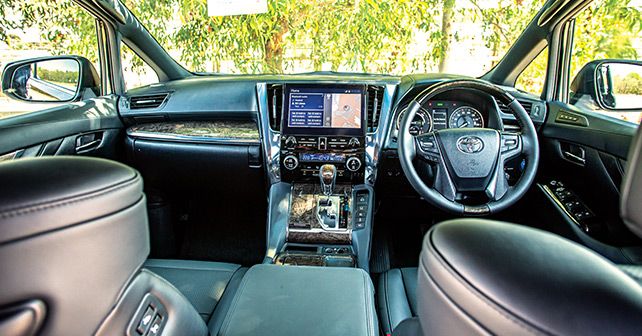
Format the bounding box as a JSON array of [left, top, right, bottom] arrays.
[[570, 60, 642, 111], [1, 56, 100, 103]]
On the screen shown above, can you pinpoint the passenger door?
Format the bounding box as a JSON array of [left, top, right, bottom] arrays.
[[537, 0, 642, 249], [0, 1, 122, 162]]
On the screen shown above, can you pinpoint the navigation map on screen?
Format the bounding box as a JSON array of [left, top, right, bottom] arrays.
[[287, 88, 363, 129]]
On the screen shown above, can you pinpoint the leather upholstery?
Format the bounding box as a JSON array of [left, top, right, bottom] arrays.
[[416, 219, 642, 336], [0, 156, 148, 335], [621, 124, 642, 238], [143, 259, 246, 324], [96, 269, 208, 336], [0, 156, 143, 242], [218, 264, 379, 336], [377, 268, 417, 335]]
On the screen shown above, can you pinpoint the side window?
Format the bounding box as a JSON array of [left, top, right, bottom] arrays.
[[516, 47, 549, 95], [121, 43, 159, 91], [569, 0, 642, 124], [0, 0, 101, 120]]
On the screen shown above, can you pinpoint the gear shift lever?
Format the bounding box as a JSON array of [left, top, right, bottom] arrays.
[[319, 164, 336, 196]]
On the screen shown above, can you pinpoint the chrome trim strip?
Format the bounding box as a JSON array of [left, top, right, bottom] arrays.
[[256, 83, 282, 184], [126, 129, 260, 145], [365, 84, 397, 185]]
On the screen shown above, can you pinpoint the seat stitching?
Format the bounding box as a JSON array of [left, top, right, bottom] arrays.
[[0, 175, 140, 219], [427, 233, 552, 336]]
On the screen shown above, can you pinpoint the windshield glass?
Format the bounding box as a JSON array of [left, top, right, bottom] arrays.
[[123, 0, 546, 76]]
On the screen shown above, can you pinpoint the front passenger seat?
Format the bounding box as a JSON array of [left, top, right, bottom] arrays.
[[0, 157, 207, 336]]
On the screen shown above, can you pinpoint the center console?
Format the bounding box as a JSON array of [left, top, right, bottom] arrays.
[[270, 84, 374, 269]]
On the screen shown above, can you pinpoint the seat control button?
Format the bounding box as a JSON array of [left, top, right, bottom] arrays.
[[147, 315, 163, 336], [136, 306, 155, 335]]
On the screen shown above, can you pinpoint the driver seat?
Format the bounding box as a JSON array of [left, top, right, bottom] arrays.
[[379, 125, 642, 335]]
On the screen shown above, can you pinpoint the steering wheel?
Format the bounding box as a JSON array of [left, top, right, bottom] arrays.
[[398, 79, 539, 215]]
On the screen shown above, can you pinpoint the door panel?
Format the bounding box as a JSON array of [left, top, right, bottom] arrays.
[[539, 101, 639, 246], [0, 95, 123, 161]]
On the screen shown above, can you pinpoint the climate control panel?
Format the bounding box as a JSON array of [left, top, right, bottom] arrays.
[[280, 135, 366, 183]]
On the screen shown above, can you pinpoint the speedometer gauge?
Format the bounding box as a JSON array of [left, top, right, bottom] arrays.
[[397, 107, 433, 136], [449, 106, 484, 128]]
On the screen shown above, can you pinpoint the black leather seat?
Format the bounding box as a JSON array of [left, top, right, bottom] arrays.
[[0, 156, 250, 336], [382, 125, 642, 335], [379, 263, 642, 334], [377, 268, 418, 335], [143, 259, 248, 335]]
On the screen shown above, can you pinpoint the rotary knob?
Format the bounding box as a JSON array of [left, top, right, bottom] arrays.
[[283, 155, 299, 170], [346, 157, 362, 172]]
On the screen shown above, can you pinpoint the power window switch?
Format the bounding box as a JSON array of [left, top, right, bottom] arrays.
[[136, 306, 155, 335]]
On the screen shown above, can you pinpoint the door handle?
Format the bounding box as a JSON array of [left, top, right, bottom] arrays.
[[563, 150, 586, 165], [76, 133, 103, 153], [560, 142, 586, 166]]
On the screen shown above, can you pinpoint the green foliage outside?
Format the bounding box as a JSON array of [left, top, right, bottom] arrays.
[[615, 73, 642, 95], [0, 0, 640, 97], [37, 68, 79, 85]]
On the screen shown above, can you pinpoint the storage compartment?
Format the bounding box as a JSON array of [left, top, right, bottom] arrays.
[[125, 129, 267, 264]]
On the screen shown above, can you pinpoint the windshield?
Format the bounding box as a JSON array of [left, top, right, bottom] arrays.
[[123, 0, 546, 76]]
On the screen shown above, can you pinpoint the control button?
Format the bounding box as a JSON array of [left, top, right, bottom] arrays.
[[356, 210, 367, 218], [354, 216, 366, 229], [318, 137, 327, 150], [148, 315, 162, 336], [357, 205, 367, 212], [501, 134, 520, 152], [136, 306, 155, 335], [285, 136, 297, 148], [283, 155, 299, 170], [346, 157, 362, 172], [357, 195, 367, 203], [349, 137, 361, 148]]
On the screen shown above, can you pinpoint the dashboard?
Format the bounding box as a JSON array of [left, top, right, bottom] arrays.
[[119, 73, 548, 187]]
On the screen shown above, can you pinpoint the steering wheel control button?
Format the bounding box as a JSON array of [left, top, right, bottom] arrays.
[[283, 155, 299, 170], [501, 134, 520, 153], [346, 157, 362, 171]]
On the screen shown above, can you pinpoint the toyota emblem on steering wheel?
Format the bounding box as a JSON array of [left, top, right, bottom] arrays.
[[456, 136, 484, 154]]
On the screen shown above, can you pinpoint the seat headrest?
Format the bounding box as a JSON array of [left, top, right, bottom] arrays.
[[621, 125, 642, 238], [0, 156, 143, 242]]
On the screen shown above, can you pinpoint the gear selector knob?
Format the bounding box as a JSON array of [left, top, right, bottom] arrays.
[[319, 164, 336, 196]]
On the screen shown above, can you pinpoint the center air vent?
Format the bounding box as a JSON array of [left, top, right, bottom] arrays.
[[498, 99, 533, 115], [129, 93, 169, 110], [367, 85, 385, 132], [267, 84, 283, 131]]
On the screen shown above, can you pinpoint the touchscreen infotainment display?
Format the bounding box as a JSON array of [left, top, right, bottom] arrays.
[[283, 85, 366, 135]]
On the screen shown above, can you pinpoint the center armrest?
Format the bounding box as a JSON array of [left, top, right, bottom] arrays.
[[217, 264, 378, 336]]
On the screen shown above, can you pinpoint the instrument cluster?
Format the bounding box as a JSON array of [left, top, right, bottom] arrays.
[[396, 100, 485, 135]]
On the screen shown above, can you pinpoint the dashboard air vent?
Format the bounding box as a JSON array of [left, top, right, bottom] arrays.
[[498, 99, 533, 115], [267, 84, 283, 131], [129, 93, 169, 110], [367, 85, 385, 132]]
